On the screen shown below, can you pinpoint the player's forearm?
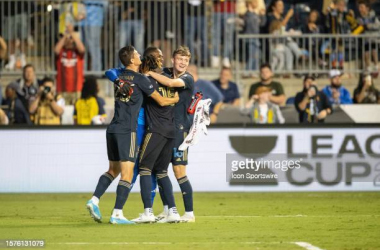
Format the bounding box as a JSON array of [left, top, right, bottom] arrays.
[[149, 71, 184, 88]]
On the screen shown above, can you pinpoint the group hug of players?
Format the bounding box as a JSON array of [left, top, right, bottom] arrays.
[[86, 45, 196, 224]]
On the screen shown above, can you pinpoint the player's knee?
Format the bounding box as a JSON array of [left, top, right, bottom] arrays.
[[173, 165, 186, 179], [139, 166, 152, 176]]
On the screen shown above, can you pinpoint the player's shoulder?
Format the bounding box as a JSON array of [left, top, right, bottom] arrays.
[[163, 67, 173, 76], [180, 71, 194, 82]]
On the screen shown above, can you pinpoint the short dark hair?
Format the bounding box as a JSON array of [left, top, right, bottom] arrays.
[[303, 75, 315, 83], [23, 64, 35, 79], [260, 63, 272, 71], [119, 46, 136, 66], [41, 77, 54, 85]]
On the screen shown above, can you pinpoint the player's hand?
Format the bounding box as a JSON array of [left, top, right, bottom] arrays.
[[114, 79, 134, 97]]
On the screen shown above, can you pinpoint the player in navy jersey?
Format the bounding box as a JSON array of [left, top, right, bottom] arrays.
[[86, 46, 179, 225], [147, 46, 196, 222], [131, 47, 181, 223]]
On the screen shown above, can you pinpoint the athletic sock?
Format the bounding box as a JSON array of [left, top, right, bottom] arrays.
[[139, 168, 153, 208], [90, 196, 99, 206], [177, 176, 193, 212], [163, 205, 169, 214], [156, 172, 176, 209], [185, 211, 194, 217], [93, 172, 115, 199], [158, 183, 168, 207], [114, 180, 132, 210], [112, 209, 123, 217]]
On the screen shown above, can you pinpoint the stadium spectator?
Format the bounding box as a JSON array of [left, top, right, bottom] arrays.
[[322, 69, 353, 104], [267, 0, 306, 62], [79, 0, 107, 71], [353, 72, 380, 104], [0, 36, 7, 66], [211, 0, 236, 68], [212, 67, 240, 106], [248, 63, 286, 106], [186, 0, 208, 65], [58, 1, 86, 35], [55, 24, 85, 105], [119, 1, 145, 54], [294, 75, 332, 123], [187, 65, 224, 124], [269, 20, 294, 73], [324, 0, 361, 69], [356, 0, 380, 74], [243, 86, 285, 124], [74, 76, 106, 125], [2, 82, 31, 125], [0, 108, 9, 125], [15, 64, 41, 107], [243, 0, 266, 74], [3, 1, 32, 70], [29, 77, 65, 125]]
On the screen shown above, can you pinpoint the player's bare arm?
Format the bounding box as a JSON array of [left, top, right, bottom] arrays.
[[147, 71, 186, 88], [150, 90, 179, 106]]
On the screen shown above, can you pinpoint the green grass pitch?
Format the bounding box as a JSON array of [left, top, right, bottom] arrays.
[[0, 192, 379, 250]]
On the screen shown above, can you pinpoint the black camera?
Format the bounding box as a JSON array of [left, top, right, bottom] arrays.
[[43, 86, 51, 95]]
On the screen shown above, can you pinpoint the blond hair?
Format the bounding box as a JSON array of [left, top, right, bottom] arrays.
[[172, 46, 191, 58]]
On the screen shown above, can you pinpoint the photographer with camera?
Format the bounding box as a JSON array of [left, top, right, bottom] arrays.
[[295, 75, 332, 123], [29, 78, 65, 125]]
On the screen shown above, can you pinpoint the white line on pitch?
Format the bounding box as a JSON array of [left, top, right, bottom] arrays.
[[55, 242, 285, 245], [294, 242, 325, 250], [198, 214, 379, 218]]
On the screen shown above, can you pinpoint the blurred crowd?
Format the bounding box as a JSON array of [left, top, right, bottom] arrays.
[[0, 0, 380, 126]]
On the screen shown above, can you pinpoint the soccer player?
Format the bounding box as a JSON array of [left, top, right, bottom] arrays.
[[105, 64, 158, 203], [147, 46, 195, 222], [132, 47, 182, 223], [86, 46, 179, 224]]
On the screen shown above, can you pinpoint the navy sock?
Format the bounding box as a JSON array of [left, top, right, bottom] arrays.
[[158, 184, 168, 206], [140, 168, 152, 208], [93, 172, 115, 199], [157, 172, 176, 209], [178, 176, 193, 212], [114, 180, 132, 209]]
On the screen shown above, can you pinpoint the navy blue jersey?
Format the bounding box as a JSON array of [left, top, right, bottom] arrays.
[[107, 69, 154, 134], [144, 75, 176, 138], [163, 68, 194, 131]]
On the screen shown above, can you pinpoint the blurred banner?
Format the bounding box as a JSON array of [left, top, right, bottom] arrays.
[[0, 126, 380, 192]]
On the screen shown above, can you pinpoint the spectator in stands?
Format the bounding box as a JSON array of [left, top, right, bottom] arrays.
[[243, 0, 266, 75], [353, 72, 380, 104], [3, 1, 32, 70], [79, 0, 107, 71], [119, 1, 145, 54], [248, 63, 286, 106], [269, 20, 294, 73], [55, 24, 85, 105], [294, 75, 332, 123], [29, 77, 65, 125], [0, 36, 7, 67], [324, 0, 361, 69], [15, 64, 41, 106], [356, 0, 380, 74], [212, 67, 240, 107], [267, 0, 306, 62], [211, 0, 236, 68], [0, 108, 9, 125], [244, 86, 285, 124], [186, 0, 208, 65], [322, 69, 353, 104], [74, 76, 106, 125], [2, 82, 31, 125], [187, 65, 224, 124]]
